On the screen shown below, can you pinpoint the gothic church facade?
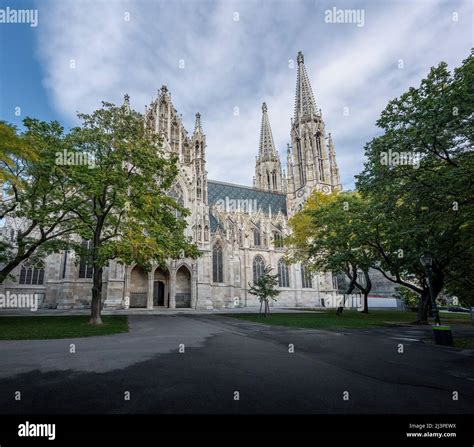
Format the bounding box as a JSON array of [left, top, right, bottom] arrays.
[[1, 52, 342, 310]]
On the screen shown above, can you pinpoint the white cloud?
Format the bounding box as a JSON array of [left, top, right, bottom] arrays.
[[36, 0, 472, 188]]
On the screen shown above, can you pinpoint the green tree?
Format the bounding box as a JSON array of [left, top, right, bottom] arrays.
[[66, 102, 199, 325], [393, 286, 419, 309], [248, 265, 280, 317], [356, 50, 474, 322], [0, 119, 82, 284], [286, 191, 374, 314], [0, 121, 37, 184]]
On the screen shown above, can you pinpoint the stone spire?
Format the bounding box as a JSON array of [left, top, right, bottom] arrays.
[[328, 133, 342, 190], [259, 102, 277, 160], [194, 112, 203, 135], [294, 51, 317, 120], [254, 102, 283, 192], [191, 111, 208, 205], [287, 51, 341, 216], [123, 94, 130, 114]]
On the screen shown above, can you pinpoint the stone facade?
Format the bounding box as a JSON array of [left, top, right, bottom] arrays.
[[0, 51, 344, 310]]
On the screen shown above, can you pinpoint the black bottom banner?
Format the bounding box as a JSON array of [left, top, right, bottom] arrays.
[[0, 414, 472, 444]]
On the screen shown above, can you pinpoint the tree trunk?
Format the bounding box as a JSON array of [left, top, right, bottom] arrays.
[[90, 265, 103, 326], [338, 269, 357, 315], [359, 270, 372, 314], [0, 242, 42, 284], [259, 300, 263, 315], [361, 292, 369, 313], [0, 264, 18, 285], [416, 289, 430, 324]]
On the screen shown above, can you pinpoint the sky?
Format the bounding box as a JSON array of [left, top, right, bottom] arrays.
[[0, 0, 472, 189]]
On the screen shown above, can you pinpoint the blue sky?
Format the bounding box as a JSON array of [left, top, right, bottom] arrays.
[[0, 0, 472, 189]]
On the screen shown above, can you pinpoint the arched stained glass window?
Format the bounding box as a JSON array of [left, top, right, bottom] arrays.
[[79, 240, 93, 279], [301, 265, 313, 289], [19, 259, 45, 285], [253, 255, 265, 283], [278, 258, 290, 287], [212, 243, 223, 283]]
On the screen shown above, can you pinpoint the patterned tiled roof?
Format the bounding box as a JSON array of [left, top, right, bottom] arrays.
[[208, 180, 287, 217]]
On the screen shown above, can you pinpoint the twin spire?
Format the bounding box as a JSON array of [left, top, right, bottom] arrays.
[[294, 51, 318, 120], [254, 101, 283, 192], [258, 102, 278, 160], [257, 50, 319, 164], [258, 50, 320, 161]]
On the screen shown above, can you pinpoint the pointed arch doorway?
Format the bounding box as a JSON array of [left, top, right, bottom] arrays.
[[176, 265, 192, 308], [153, 267, 170, 307]]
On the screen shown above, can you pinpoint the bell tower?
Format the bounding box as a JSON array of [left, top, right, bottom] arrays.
[[287, 51, 341, 215]]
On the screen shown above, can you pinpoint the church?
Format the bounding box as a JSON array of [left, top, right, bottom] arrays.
[[1, 52, 343, 310]]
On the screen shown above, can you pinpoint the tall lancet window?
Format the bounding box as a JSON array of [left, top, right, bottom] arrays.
[[253, 255, 265, 283], [315, 134, 322, 157], [159, 100, 168, 133], [253, 223, 261, 247], [278, 258, 290, 287], [315, 134, 325, 182], [79, 240, 93, 279], [297, 141, 306, 185], [195, 143, 200, 162], [212, 243, 224, 283], [301, 265, 313, 289], [197, 179, 202, 200], [319, 159, 325, 182], [171, 122, 179, 152]]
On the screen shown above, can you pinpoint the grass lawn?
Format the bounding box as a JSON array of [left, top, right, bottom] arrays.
[[223, 310, 471, 330], [0, 315, 128, 340]]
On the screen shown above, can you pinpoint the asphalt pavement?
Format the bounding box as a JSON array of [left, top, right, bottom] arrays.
[[0, 314, 473, 414]]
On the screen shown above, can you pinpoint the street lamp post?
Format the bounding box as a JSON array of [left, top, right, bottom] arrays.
[[420, 252, 441, 325]]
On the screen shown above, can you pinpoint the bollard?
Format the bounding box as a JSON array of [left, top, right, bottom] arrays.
[[432, 325, 454, 346]]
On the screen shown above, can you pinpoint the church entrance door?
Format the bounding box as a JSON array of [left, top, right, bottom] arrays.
[[153, 281, 165, 306]]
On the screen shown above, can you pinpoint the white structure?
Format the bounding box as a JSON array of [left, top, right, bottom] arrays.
[[0, 52, 343, 310]]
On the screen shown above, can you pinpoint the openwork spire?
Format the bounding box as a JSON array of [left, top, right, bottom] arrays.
[[123, 94, 130, 114], [294, 51, 317, 120], [259, 102, 277, 159], [194, 112, 203, 134]]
